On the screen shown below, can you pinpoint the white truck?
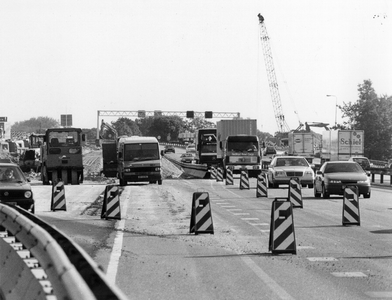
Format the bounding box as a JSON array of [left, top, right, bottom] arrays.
[[216, 119, 261, 177], [321, 130, 364, 161], [287, 131, 322, 157]]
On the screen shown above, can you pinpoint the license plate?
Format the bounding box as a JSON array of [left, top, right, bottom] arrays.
[[138, 176, 148, 178]]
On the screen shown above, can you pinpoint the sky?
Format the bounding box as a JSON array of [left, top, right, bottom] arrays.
[[1, 0, 391, 135]]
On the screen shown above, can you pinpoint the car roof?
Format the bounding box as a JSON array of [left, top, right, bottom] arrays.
[[274, 156, 306, 159], [326, 161, 357, 164], [0, 162, 19, 167]]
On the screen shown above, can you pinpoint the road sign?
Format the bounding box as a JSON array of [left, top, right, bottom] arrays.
[[0, 117, 7, 122], [61, 114, 72, 127]]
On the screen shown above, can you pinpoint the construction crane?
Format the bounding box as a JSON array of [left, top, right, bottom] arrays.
[[258, 14, 290, 134]]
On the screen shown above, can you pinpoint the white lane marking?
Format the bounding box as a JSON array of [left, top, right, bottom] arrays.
[[307, 257, 338, 262], [221, 205, 236, 208], [233, 213, 250, 216], [224, 188, 242, 198], [227, 208, 242, 211], [106, 197, 129, 284], [260, 229, 270, 233], [251, 223, 269, 226], [331, 272, 367, 277], [241, 218, 260, 221], [365, 291, 392, 298], [241, 256, 295, 300], [215, 202, 230, 205], [297, 246, 315, 250]]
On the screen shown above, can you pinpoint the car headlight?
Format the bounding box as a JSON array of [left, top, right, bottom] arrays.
[[305, 170, 314, 176], [329, 180, 341, 183], [155, 167, 161, 171], [275, 171, 286, 177], [24, 191, 32, 198], [124, 168, 131, 172], [358, 179, 369, 184]]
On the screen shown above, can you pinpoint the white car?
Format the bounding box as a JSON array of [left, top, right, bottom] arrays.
[[267, 156, 315, 188], [186, 144, 196, 154]]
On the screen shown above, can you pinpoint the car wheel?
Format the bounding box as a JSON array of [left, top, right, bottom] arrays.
[[119, 178, 127, 186], [308, 184, 313, 189], [158, 180, 162, 185], [322, 184, 330, 199], [314, 186, 321, 198], [363, 192, 371, 198]]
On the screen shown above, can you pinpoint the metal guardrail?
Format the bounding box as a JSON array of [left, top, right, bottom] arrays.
[[0, 204, 128, 300], [369, 167, 392, 185]]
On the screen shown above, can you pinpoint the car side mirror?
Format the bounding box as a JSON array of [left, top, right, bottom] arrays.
[[316, 170, 323, 175], [161, 150, 164, 156]]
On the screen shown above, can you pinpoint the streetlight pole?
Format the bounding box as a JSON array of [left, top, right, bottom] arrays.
[[326, 95, 337, 127]]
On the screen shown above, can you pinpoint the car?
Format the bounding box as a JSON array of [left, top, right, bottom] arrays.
[[314, 161, 371, 199], [348, 156, 371, 171], [267, 156, 315, 188], [164, 145, 175, 154], [185, 144, 196, 154], [180, 153, 195, 163], [0, 163, 35, 213]]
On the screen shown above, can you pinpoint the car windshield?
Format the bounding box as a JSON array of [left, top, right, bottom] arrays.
[[0, 166, 24, 182], [324, 163, 363, 173], [275, 158, 308, 167]]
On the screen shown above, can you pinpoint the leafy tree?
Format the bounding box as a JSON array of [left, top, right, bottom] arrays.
[[112, 118, 141, 136], [148, 116, 184, 142], [11, 117, 59, 133], [183, 117, 216, 133], [339, 80, 392, 160]]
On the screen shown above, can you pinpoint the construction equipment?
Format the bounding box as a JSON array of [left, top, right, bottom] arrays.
[[258, 14, 290, 135], [40, 128, 85, 185]]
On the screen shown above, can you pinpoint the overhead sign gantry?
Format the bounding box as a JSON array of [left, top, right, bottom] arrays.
[[96, 110, 240, 139]]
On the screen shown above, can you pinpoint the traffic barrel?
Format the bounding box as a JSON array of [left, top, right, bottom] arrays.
[[51, 181, 66, 211], [288, 177, 303, 208], [269, 198, 296, 254], [216, 167, 224, 182], [210, 166, 216, 180], [256, 173, 268, 198], [189, 192, 214, 234], [240, 170, 250, 190], [225, 167, 234, 185], [101, 185, 121, 220], [342, 185, 360, 226]]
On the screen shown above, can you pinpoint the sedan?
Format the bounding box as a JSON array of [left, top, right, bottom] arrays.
[[267, 156, 315, 188], [180, 153, 195, 163], [314, 161, 371, 199], [0, 163, 35, 213]]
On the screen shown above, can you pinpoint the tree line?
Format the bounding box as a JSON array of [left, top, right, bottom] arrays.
[[10, 79, 392, 161]]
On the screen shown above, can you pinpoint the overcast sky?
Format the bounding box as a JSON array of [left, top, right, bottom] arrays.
[[1, 0, 391, 134]]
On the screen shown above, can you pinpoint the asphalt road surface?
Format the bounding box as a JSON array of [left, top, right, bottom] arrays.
[[31, 165, 392, 300]]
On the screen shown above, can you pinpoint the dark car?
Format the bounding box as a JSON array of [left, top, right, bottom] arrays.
[[0, 163, 35, 213], [164, 145, 175, 154], [314, 161, 371, 199], [180, 153, 195, 163]]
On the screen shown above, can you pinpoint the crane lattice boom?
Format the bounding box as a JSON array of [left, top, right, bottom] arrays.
[[258, 14, 290, 133]]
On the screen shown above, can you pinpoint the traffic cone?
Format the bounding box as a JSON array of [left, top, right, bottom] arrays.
[[101, 185, 121, 220], [240, 170, 250, 190], [225, 167, 234, 185], [216, 167, 223, 182], [256, 173, 268, 197], [269, 198, 296, 254], [288, 177, 303, 208], [189, 192, 214, 234], [51, 181, 66, 211], [342, 185, 360, 226]]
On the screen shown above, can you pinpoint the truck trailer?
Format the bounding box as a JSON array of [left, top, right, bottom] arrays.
[[287, 131, 322, 157], [321, 130, 364, 161], [216, 119, 261, 177]]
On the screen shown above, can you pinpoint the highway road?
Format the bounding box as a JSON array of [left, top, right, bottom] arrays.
[[30, 160, 392, 300]]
